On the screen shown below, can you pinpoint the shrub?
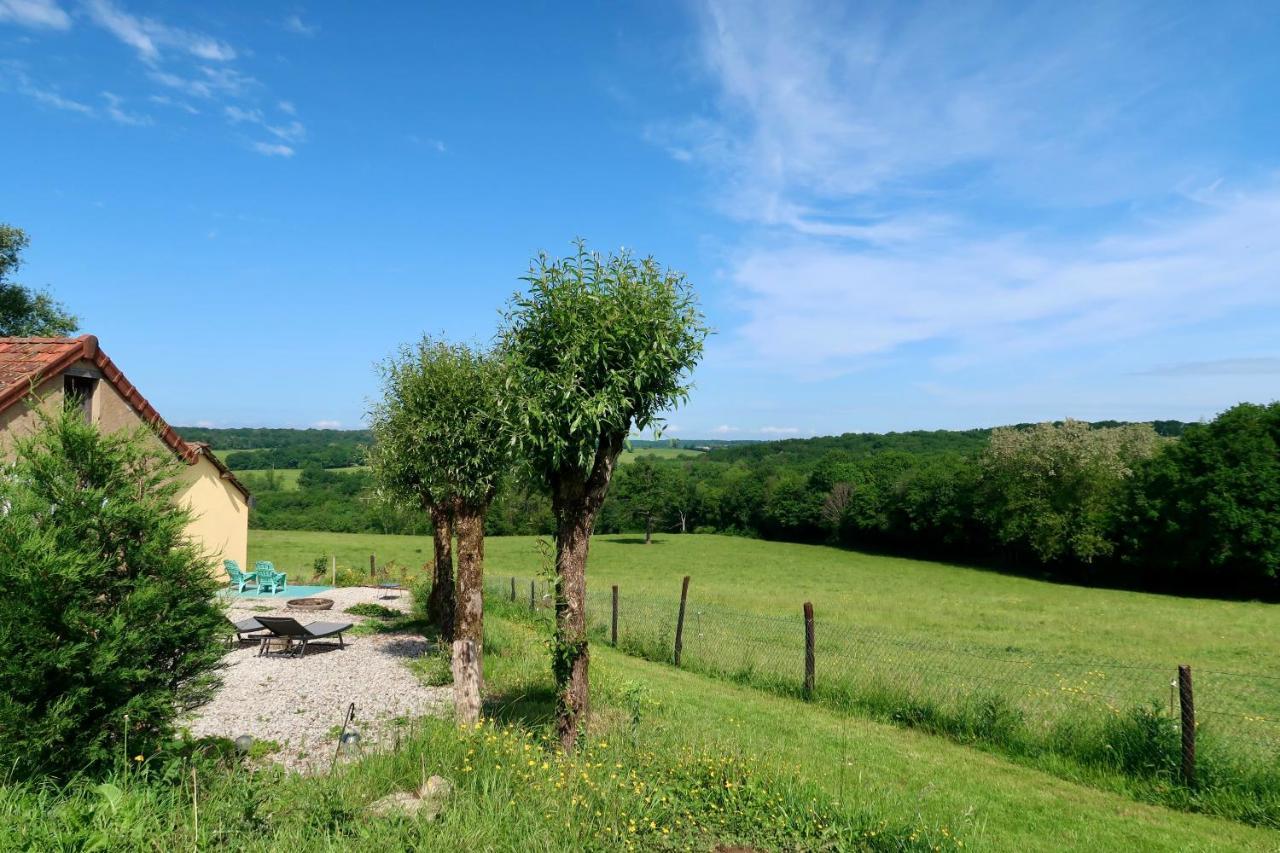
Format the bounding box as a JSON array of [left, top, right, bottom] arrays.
[[345, 602, 400, 619], [0, 407, 225, 779]]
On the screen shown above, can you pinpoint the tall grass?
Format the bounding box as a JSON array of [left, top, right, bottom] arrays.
[[490, 586, 1280, 828], [0, 688, 951, 851]]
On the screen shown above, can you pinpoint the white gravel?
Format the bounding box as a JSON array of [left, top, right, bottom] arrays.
[[186, 586, 454, 772]]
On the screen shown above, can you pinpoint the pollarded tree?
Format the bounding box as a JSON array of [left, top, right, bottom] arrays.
[[369, 338, 508, 722], [499, 242, 708, 749]]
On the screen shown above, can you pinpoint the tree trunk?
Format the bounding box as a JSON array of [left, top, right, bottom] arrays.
[[644, 514, 653, 544], [427, 503, 455, 641], [678, 510, 687, 534], [452, 504, 487, 723], [550, 429, 626, 751]]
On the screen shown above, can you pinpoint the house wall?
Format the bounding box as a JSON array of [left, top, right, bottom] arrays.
[[0, 361, 248, 579], [0, 373, 63, 442], [177, 454, 248, 580]]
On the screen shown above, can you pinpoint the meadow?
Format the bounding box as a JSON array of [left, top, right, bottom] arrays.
[[6, 605, 1277, 851], [237, 447, 701, 490], [251, 529, 1280, 826]]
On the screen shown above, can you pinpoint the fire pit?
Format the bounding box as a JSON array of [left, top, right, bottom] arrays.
[[287, 597, 334, 612]]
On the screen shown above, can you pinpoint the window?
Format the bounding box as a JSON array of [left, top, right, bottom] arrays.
[[63, 374, 97, 420]]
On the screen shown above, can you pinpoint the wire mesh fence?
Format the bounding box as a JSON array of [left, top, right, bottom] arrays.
[[484, 573, 1280, 784]]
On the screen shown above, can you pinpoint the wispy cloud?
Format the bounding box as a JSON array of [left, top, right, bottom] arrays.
[[1139, 357, 1280, 377], [311, 419, 342, 429], [147, 93, 198, 114], [409, 134, 447, 153], [712, 424, 739, 434], [101, 90, 150, 125], [252, 141, 294, 158], [281, 12, 317, 37], [0, 0, 306, 156], [3, 64, 92, 114], [0, 0, 70, 29], [759, 426, 800, 435], [83, 0, 235, 62], [225, 104, 306, 143], [668, 1, 1280, 378]]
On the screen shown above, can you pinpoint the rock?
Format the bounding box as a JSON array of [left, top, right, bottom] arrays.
[[417, 774, 453, 820], [367, 791, 422, 817], [367, 775, 453, 821]]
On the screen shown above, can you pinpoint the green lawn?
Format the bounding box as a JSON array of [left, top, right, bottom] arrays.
[[237, 465, 367, 490], [483, 605, 1280, 851], [250, 530, 1279, 675], [251, 529, 1280, 826], [617, 446, 703, 464]]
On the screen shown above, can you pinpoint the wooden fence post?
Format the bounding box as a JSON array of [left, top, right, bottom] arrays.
[[611, 585, 619, 647], [530, 580, 536, 612], [1178, 664, 1196, 785], [510, 576, 516, 602], [803, 602, 815, 700], [674, 575, 690, 666], [369, 554, 376, 579]]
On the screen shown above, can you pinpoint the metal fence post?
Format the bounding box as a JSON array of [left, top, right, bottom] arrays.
[[611, 584, 619, 647], [674, 575, 690, 666], [1178, 664, 1196, 785], [803, 602, 815, 700]]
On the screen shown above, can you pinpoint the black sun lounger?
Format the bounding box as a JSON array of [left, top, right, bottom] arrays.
[[255, 616, 353, 657], [228, 616, 269, 642]]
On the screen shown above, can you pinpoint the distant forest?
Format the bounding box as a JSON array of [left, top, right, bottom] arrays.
[[178, 411, 1280, 597]]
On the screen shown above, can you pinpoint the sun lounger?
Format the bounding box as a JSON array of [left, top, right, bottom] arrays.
[[228, 616, 269, 642], [255, 616, 352, 656]]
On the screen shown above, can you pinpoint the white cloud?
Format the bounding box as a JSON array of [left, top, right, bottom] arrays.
[[0, 0, 70, 29], [101, 90, 150, 125], [148, 65, 254, 99], [252, 141, 294, 157], [194, 419, 215, 428], [759, 426, 800, 434], [671, 1, 1280, 377], [4, 67, 92, 114], [728, 187, 1280, 373], [147, 93, 198, 114], [278, 99, 296, 115], [311, 419, 341, 429], [227, 104, 306, 145], [83, 0, 235, 62], [282, 13, 317, 36], [1139, 357, 1280, 377], [712, 424, 739, 434], [409, 134, 447, 153]]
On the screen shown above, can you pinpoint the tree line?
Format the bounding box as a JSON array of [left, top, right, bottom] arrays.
[[596, 406, 1279, 595]]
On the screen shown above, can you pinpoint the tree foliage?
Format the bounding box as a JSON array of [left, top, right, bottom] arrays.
[[978, 420, 1163, 565], [499, 242, 709, 749], [1123, 402, 1280, 590], [0, 406, 225, 779], [0, 224, 78, 338]]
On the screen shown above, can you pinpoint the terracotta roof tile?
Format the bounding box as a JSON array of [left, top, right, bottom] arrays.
[[0, 334, 249, 499]]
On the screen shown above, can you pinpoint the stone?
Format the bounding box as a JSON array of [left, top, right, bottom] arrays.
[[367, 791, 422, 817], [417, 774, 453, 820]]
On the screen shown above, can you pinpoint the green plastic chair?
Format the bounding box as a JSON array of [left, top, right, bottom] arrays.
[[225, 560, 256, 592], [255, 560, 287, 594]]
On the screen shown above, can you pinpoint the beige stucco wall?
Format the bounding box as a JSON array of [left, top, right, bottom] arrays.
[[1, 360, 248, 579], [177, 454, 248, 580]]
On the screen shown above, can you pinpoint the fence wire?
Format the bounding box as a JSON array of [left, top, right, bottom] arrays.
[[485, 575, 1280, 768]]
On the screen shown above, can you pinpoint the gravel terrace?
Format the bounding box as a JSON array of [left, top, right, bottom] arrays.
[[186, 586, 454, 772]]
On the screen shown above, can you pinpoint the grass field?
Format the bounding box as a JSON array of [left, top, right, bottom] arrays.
[[251, 529, 1280, 825], [237, 466, 367, 489], [236, 448, 700, 490], [250, 530, 1279, 673], [10, 607, 1275, 850]]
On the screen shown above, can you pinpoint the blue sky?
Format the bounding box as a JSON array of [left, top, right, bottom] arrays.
[[2, 1, 1279, 437]]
